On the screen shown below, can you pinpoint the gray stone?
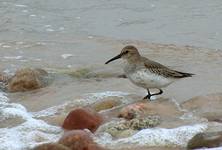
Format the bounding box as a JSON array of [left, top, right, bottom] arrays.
[[187, 131, 222, 149]]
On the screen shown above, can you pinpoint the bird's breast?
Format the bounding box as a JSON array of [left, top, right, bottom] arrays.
[[126, 69, 174, 89]]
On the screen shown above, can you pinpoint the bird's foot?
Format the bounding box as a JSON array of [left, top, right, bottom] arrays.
[[143, 94, 152, 101]]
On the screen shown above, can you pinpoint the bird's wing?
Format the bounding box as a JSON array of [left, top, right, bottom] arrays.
[[142, 57, 194, 78]]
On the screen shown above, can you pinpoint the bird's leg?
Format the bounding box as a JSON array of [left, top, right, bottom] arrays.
[[150, 89, 163, 97], [143, 89, 152, 100], [143, 89, 163, 100]]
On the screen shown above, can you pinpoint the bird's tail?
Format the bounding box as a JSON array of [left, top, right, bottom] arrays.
[[176, 71, 195, 78]]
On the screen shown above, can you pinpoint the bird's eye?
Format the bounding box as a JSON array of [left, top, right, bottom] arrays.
[[125, 50, 129, 53]]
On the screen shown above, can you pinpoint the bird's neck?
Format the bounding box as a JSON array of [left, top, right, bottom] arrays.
[[126, 55, 141, 64]]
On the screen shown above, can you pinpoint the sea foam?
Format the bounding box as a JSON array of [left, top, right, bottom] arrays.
[[0, 92, 62, 150]]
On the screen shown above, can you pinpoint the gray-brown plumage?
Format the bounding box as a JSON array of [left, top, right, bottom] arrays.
[[142, 57, 193, 78], [105, 45, 194, 100]]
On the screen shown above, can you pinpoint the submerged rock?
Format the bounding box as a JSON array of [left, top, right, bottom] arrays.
[[33, 143, 71, 150], [58, 130, 105, 150], [92, 98, 122, 112], [97, 116, 160, 138], [187, 131, 222, 149], [62, 108, 103, 132], [7, 68, 50, 92], [67, 68, 92, 78], [62, 67, 125, 79]]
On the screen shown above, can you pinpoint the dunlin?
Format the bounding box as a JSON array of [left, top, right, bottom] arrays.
[[105, 45, 194, 100]]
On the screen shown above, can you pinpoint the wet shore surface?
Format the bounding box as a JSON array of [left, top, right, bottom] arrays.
[[1, 0, 222, 150]]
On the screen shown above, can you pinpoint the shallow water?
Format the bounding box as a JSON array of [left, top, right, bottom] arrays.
[[1, 0, 222, 150]]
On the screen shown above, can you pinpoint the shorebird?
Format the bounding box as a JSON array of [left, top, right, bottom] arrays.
[[105, 45, 194, 100]]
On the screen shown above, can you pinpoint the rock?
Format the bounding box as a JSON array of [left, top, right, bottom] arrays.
[[187, 131, 222, 149], [118, 102, 148, 119], [92, 98, 122, 112], [32, 143, 71, 150], [96, 124, 207, 149], [127, 116, 161, 130], [182, 93, 222, 121], [0, 72, 9, 83], [97, 116, 160, 138], [118, 100, 183, 121], [40, 114, 67, 126], [0, 72, 10, 91], [117, 74, 127, 78], [68, 68, 91, 78], [62, 108, 103, 132], [58, 130, 105, 150], [7, 68, 50, 92]]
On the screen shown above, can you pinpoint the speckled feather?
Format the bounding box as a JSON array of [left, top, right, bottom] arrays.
[[142, 57, 194, 79]]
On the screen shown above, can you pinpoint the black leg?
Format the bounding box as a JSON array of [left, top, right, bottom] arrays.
[[143, 89, 163, 100], [143, 89, 152, 100], [151, 89, 163, 97]]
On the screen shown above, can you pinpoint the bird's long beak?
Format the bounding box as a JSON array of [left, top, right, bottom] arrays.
[[105, 53, 122, 64]]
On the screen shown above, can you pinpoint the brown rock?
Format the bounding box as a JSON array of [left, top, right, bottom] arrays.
[[187, 131, 222, 149], [118, 100, 181, 120], [118, 102, 147, 119], [58, 130, 105, 150], [182, 93, 222, 121], [33, 143, 71, 150], [7, 68, 49, 92], [62, 108, 103, 132]]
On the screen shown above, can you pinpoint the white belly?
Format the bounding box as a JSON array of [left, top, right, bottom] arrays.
[[127, 69, 174, 89]]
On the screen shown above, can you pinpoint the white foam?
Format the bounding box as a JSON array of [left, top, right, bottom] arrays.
[[0, 92, 8, 102], [2, 45, 11, 48], [88, 36, 93, 39], [0, 92, 62, 150], [59, 27, 65, 31], [44, 25, 51, 27], [197, 147, 222, 150], [150, 4, 155, 8], [67, 65, 72, 68], [22, 10, 28, 13], [95, 124, 208, 148], [30, 14, 36, 17], [34, 58, 42, 61], [4, 56, 23, 60], [61, 54, 74, 59], [46, 28, 54, 32], [16, 42, 24, 45], [15, 4, 27, 8], [0, 119, 62, 150]]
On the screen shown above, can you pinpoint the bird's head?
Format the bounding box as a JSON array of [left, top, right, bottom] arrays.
[[105, 45, 140, 64]]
